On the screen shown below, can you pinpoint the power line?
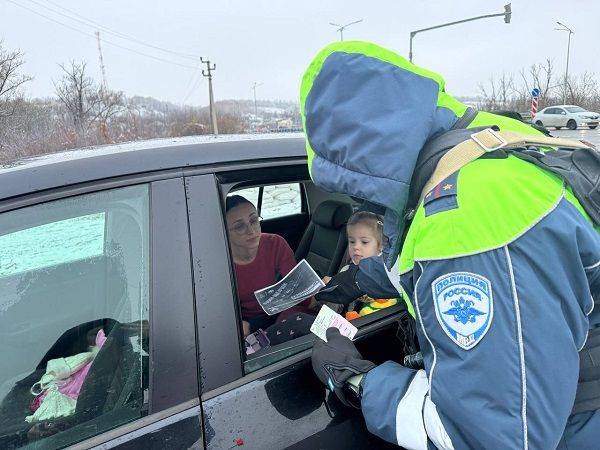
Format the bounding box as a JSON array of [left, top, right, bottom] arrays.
[[5, 0, 198, 70], [181, 68, 205, 105], [25, 0, 201, 61]]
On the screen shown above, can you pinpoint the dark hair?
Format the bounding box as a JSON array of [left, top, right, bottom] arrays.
[[347, 211, 384, 245], [225, 194, 255, 213]]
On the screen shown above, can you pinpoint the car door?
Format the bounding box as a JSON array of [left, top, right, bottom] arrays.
[[542, 108, 556, 126], [0, 176, 203, 449], [185, 165, 405, 449], [556, 107, 569, 127]]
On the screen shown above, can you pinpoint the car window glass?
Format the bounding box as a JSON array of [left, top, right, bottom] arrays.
[[230, 183, 302, 220], [546, 108, 557, 114], [261, 183, 301, 219], [565, 106, 586, 113], [0, 185, 150, 449], [0, 213, 105, 278]]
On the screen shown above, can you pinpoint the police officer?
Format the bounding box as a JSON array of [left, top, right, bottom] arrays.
[[301, 41, 600, 449]]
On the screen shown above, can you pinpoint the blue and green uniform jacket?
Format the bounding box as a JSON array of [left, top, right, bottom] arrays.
[[301, 41, 600, 449]]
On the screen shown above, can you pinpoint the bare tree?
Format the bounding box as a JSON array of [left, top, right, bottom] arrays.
[[0, 41, 33, 117], [514, 59, 555, 109], [54, 61, 123, 145], [562, 72, 599, 108], [479, 72, 516, 111]]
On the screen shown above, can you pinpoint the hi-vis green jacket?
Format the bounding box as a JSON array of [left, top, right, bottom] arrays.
[[301, 41, 600, 450]]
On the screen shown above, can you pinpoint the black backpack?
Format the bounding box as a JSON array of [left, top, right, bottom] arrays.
[[407, 108, 600, 226]]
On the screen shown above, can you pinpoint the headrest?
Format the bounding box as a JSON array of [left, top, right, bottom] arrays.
[[313, 200, 353, 229]]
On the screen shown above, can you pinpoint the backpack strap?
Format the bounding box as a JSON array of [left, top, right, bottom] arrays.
[[450, 106, 478, 130], [419, 128, 594, 202]]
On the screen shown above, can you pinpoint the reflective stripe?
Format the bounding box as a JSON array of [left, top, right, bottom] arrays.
[[505, 246, 528, 450], [394, 370, 428, 449], [414, 262, 437, 386], [394, 370, 454, 450], [585, 259, 600, 271], [423, 395, 454, 450]]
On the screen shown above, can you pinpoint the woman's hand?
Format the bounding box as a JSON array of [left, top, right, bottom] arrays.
[[242, 320, 251, 338], [322, 276, 332, 284]]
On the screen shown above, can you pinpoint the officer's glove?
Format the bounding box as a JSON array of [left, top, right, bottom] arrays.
[[315, 264, 364, 305], [311, 328, 376, 408]]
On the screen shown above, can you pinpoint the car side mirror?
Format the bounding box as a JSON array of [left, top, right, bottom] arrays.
[[561, 111, 567, 115]]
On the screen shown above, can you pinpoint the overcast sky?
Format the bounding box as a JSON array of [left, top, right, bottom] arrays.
[[1, 0, 597, 106]]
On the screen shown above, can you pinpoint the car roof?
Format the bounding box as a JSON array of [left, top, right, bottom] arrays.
[[0, 133, 306, 202], [548, 105, 582, 109]]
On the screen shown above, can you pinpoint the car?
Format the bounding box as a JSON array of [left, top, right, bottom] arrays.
[[533, 105, 599, 130], [0, 134, 406, 449]]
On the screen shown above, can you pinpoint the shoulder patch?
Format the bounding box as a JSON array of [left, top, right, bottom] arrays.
[[431, 272, 493, 350], [424, 172, 458, 217]]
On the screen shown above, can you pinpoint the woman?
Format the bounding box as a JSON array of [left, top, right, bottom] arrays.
[[226, 195, 314, 338]]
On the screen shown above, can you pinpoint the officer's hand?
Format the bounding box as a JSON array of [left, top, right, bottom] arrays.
[[315, 264, 364, 305], [311, 328, 376, 407]]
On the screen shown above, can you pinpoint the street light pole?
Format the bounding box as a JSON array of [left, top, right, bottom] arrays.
[[409, 3, 511, 62], [556, 21, 574, 104], [329, 19, 363, 41]]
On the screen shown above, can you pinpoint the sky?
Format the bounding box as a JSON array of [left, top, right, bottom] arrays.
[[1, 0, 597, 107]]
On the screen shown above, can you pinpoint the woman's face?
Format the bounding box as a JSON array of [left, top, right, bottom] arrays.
[[226, 202, 261, 251]]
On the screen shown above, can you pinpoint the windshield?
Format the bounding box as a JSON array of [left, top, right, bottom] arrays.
[[565, 106, 587, 113]]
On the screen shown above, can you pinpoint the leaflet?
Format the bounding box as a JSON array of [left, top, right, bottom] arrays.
[[254, 259, 325, 316], [310, 304, 358, 342]]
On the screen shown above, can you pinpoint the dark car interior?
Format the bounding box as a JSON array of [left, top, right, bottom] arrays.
[[219, 164, 408, 375], [294, 199, 353, 278]]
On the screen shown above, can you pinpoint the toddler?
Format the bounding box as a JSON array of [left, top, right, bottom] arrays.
[[341, 211, 398, 319]]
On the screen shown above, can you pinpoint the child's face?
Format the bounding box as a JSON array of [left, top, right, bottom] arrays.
[[347, 224, 381, 265]]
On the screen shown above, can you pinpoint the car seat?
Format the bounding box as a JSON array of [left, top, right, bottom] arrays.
[[294, 200, 353, 277], [0, 319, 117, 448], [22, 320, 144, 449]]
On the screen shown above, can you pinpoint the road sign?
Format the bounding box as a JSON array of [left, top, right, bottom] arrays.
[[531, 97, 539, 119], [530, 88, 541, 120]]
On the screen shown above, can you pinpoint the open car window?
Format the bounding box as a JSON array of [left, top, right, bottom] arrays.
[[222, 173, 404, 374]]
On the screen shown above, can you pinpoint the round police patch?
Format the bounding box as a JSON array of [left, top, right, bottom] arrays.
[[432, 272, 493, 350]]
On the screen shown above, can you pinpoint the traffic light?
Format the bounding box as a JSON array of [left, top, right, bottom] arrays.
[[504, 3, 512, 24]]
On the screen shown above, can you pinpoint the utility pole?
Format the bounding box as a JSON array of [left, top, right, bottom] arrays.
[[556, 21, 574, 104], [329, 19, 363, 41], [201, 57, 218, 135], [252, 82, 263, 125], [95, 31, 108, 90], [409, 4, 511, 62]]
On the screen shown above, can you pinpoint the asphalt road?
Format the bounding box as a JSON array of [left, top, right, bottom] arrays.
[[552, 128, 600, 147]]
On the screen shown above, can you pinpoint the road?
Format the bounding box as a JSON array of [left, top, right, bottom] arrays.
[[552, 128, 600, 147]]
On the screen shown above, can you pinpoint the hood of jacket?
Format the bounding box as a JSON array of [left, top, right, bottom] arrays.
[[300, 41, 468, 266]]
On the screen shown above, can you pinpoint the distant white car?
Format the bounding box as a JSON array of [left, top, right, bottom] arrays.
[[533, 105, 599, 130]]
